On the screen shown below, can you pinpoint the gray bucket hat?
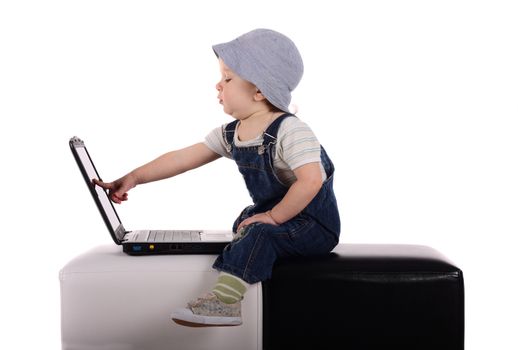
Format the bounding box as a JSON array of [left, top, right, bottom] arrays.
[[213, 28, 304, 113]]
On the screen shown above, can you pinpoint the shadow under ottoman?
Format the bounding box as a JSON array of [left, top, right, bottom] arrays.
[[262, 244, 464, 350]]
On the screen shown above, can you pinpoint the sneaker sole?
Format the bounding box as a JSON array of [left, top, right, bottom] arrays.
[[171, 308, 242, 327], [172, 318, 241, 327]]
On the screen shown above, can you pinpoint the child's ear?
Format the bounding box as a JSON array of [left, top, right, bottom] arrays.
[[254, 89, 267, 102]]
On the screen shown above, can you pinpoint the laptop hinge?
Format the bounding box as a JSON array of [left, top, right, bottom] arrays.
[[114, 224, 127, 243]]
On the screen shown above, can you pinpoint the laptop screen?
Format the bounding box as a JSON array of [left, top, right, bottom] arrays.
[[73, 142, 124, 242]]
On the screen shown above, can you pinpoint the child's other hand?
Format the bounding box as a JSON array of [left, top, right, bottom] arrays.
[[237, 211, 279, 232], [93, 174, 137, 204]]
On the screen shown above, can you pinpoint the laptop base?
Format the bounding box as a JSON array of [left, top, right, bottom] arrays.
[[123, 241, 229, 255]]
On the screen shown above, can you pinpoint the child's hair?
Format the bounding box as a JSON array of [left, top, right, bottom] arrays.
[[213, 29, 304, 114]]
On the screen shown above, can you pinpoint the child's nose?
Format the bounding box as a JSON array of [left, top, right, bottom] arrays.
[[216, 82, 222, 91]]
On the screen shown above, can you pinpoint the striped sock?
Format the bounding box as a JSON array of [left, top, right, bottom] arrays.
[[212, 272, 249, 304]]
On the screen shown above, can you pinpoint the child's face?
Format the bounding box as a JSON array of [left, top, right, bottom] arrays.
[[216, 59, 262, 119]]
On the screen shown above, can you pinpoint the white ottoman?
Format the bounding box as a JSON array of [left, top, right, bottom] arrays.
[[59, 245, 262, 350]]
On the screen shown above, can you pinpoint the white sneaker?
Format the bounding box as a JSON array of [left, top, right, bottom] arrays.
[[171, 292, 242, 327]]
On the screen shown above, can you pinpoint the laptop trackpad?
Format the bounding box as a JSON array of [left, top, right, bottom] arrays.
[[201, 231, 233, 242]]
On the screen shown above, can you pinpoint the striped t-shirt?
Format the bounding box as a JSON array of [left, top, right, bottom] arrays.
[[204, 117, 327, 186]]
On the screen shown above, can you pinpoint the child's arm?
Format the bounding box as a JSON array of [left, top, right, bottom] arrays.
[[237, 162, 323, 230], [94, 143, 220, 203]]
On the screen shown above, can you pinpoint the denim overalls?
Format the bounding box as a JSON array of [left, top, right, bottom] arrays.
[[212, 113, 340, 284]]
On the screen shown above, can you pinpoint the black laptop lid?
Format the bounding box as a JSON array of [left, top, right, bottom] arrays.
[[69, 136, 125, 245]]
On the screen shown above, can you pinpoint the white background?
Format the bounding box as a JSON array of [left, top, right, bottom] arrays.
[[1, 0, 517, 348]]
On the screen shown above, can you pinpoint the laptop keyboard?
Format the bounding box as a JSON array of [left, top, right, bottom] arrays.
[[147, 230, 202, 242]]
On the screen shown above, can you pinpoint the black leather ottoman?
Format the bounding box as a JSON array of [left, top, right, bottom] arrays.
[[262, 244, 464, 350]]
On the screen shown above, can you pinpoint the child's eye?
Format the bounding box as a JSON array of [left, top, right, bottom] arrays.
[[224, 78, 232, 83]]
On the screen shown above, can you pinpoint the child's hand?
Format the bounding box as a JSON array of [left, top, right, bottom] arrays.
[[93, 174, 137, 204], [237, 211, 279, 232]]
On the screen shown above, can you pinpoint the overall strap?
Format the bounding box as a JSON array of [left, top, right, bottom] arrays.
[[262, 113, 296, 147], [223, 120, 239, 152]]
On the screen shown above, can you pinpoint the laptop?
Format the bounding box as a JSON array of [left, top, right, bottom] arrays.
[[69, 136, 233, 255]]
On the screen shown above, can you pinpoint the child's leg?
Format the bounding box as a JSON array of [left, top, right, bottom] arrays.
[[172, 221, 336, 327], [170, 225, 267, 327]]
